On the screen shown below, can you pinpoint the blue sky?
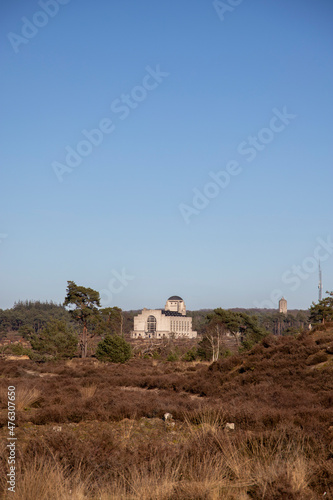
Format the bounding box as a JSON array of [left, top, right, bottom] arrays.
[[1, 0, 332, 311]]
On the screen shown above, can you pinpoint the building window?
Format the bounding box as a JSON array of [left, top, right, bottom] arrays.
[[147, 315, 156, 333]]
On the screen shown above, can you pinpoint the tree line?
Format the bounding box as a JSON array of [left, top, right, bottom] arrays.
[[0, 281, 331, 363]]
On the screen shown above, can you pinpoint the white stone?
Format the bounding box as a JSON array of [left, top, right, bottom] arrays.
[[131, 296, 197, 339], [225, 422, 235, 431]]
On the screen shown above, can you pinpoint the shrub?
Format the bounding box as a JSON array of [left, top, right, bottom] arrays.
[[167, 352, 179, 362], [182, 348, 197, 362], [95, 335, 131, 363], [16, 387, 41, 411], [306, 351, 328, 366], [30, 320, 78, 360], [196, 338, 211, 361], [8, 343, 31, 356]]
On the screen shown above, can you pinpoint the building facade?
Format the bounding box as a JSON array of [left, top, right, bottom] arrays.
[[131, 296, 197, 339], [279, 297, 287, 314]]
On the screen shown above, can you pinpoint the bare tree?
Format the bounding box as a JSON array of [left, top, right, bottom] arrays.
[[204, 323, 226, 362]]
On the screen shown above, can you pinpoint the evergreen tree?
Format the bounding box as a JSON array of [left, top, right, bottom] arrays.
[[309, 292, 333, 324], [95, 334, 131, 363], [64, 281, 101, 358], [30, 320, 78, 360]]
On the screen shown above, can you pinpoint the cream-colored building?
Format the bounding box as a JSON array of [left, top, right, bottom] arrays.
[[279, 297, 287, 314], [131, 296, 197, 339]]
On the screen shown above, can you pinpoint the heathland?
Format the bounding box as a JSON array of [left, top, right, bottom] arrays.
[[0, 323, 332, 499]]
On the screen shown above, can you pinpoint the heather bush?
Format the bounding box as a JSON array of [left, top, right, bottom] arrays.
[[0, 329, 332, 498], [306, 351, 329, 365]]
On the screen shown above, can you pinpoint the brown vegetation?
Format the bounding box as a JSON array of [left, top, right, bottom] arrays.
[[0, 328, 332, 498]]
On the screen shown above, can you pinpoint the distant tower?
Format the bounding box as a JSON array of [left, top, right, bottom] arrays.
[[318, 262, 323, 302], [279, 297, 287, 314]]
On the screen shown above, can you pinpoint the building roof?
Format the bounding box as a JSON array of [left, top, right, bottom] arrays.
[[161, 309, 184, 316], [167, 295, 183, 301]]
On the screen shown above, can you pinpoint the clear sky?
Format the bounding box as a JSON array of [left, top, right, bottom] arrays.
[[1, 0, 332, 311]]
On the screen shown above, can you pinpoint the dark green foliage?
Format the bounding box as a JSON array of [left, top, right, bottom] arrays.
[[64, 281, 101, 358], [197, 337, 212, 360], [259, 310, 310, 335], [239, 312, 268, 350], [95, 334, 131, 363], [7, 343, 31, 356], [199, 308, 268, 360], [0, 300, 72, 335], [210, 308, 267, 349], [182, 347, 197, 362], [231, 308, 310, 335], [167, 351, 180, 362], [64, 281, 101, 323], [208, 308, 240, 335], [186, 309, 211, 336], [96, 307, 123, 336], [120, 310, 141, 336], [309, 291, 333, 325], [18, 324, 35, 337], [30, 320, 78, 360], [0, 299, 311, 343]]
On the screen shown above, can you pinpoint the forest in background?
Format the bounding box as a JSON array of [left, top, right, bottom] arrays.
[[0, 300, 310, 339]]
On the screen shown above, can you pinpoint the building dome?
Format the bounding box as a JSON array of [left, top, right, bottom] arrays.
[[168, 295, 183, 301]]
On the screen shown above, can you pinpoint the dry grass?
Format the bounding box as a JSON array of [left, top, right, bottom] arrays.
[[1, 458, 87, 500], [121, 460, 180, 500], [0, 422, 328, 499], [97, 430, 315, 498], [16, 387, 41, 411], [212, 429, 315, 499], [183, 406, 227, 437], [79, 385, 97, 400], [0, 386, 41, 411], [286, 455, 309, 492]]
